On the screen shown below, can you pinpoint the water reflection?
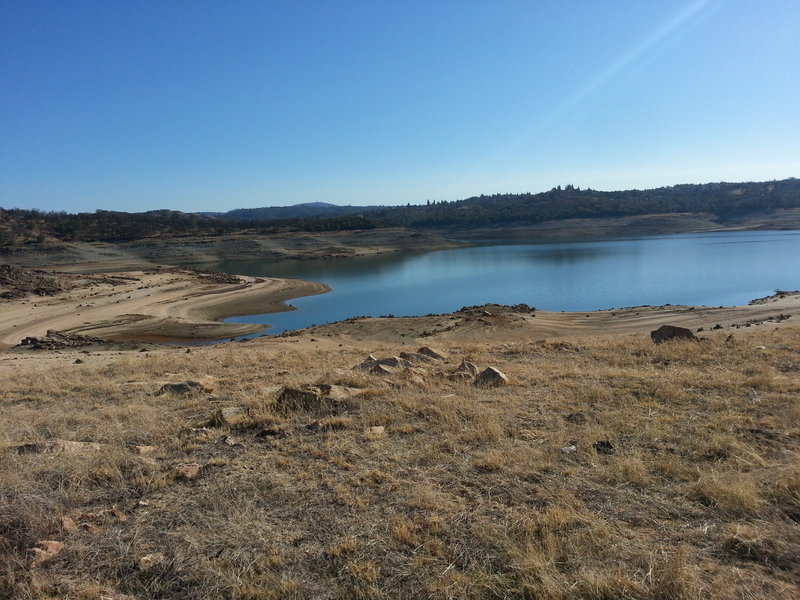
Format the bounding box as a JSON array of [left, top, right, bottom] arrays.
[[214, 231, 800, 336]]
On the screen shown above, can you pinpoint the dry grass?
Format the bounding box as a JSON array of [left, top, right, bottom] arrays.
[[1, 328, 799, 598]]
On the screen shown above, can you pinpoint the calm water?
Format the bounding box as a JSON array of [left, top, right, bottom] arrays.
[[214, 231, 800, 336]]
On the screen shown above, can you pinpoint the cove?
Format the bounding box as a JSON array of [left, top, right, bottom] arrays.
[[212, 230, 800, 336]]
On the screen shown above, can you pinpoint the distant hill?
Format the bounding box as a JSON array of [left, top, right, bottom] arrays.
[[211, 202, 384, 221], [368, 178, 800, 229], [1, 178, 798, 245]]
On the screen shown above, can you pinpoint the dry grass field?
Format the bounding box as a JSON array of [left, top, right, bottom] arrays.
[[1, 327, 798, 599]]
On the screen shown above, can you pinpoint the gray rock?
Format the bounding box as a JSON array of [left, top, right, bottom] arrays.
[[211, 406, 250, 427], [276, 387, 323, 411], [399, 351, 436, 364], [417, 347, 446, 360], [474, 367, 509, 387]]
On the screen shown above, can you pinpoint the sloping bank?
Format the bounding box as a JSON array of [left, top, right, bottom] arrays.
[[0, 269, 330, 347]]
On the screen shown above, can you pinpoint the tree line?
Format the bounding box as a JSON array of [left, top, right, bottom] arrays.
[[2, 178, 798, 245]]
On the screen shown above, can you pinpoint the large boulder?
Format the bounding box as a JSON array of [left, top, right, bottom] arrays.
[[417, 347, 446, 361], [474, 367, 509, 387], [650, 325, 697, 344]]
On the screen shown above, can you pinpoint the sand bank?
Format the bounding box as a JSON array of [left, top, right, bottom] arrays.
[[0, 268, 330, 347], [295, 293, 799, 344]]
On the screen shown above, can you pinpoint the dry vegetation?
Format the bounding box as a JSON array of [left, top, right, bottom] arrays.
[[1, 327, 799, 599]]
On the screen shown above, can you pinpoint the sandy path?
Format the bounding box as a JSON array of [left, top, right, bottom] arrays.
[[0, 270, 330, 347]]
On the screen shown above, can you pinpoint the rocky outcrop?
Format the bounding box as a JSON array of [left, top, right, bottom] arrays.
[[17, 330, 111, 350], [650, 325, 697, 344]]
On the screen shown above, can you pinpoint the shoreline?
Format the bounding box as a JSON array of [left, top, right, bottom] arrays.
[[0, 268, 330, 348], [1, 263, 798, 350]]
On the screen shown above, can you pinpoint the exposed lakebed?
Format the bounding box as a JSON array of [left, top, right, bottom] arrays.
[[213, 230, 800, 335]]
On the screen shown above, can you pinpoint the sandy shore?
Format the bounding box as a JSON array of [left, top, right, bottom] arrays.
[[0, 268, 330, 348], [1, 263, 797, 355], [295, 294, 799, 345]]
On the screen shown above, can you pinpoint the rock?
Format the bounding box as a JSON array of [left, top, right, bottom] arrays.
[[754, 345, 767, 350], [105, 507, 128, 521], [650, 325, 697, 344], [172, 463, 201, 480], [276, 387, 323, 411], [211, 406, 250, 427], [593, 440, 615, 455], [138, 552, 166, 571], [378, 356, 412, 368], [457, 359, 479, 375], [366, 354, 377, 361], [474, 367, 509, 387], [367, 363, 396, 376], [560, 445, 577, 454], [30, 540, 64, 564], [399, 351, 436, 364], [263, 384, 284, 397], [417, 347, 446, 360], [365, 426, 386, 439], [74, 358, 84, 364], [16, 330, 110, 350], [156, 381, 208, 395], [17, 439, 103, 454], [276, 385, 361, 411], [318, 384, 364, 402], [61, 516, 78, 533]]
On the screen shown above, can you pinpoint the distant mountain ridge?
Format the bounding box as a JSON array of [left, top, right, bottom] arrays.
[[2, 178, 799, 245], [208, 202, 383, 221], [210, 178, 800, 228]]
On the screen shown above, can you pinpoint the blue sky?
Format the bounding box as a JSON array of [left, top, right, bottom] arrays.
[[2, 0, 798, 213]]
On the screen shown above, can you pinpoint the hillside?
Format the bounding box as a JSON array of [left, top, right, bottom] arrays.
[[212, 202, 384, 222], [1, 324, 798, 599], [368, 178, 800, 230], [4, 179, 799, 250]]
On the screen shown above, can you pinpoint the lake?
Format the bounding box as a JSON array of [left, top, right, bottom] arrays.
[[213, 230, 800, 336]]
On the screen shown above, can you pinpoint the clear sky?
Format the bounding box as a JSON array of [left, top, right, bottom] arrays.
[[2, 0, 798, 213]]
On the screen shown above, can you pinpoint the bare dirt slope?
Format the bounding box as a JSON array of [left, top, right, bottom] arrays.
[[0, 228, 462, 271]]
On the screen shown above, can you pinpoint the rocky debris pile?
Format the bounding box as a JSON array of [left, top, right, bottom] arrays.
[[163, 266, 244, 285], [457, 302, 536, 314], [650, 324, 697, 344], [730, 314, 792, 328], [16, 329, 112, 350], [748, 290, 800, 305], [197, 271, 244, 285], [0, 263, 64, 299], [353, 347, 509, 387]]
